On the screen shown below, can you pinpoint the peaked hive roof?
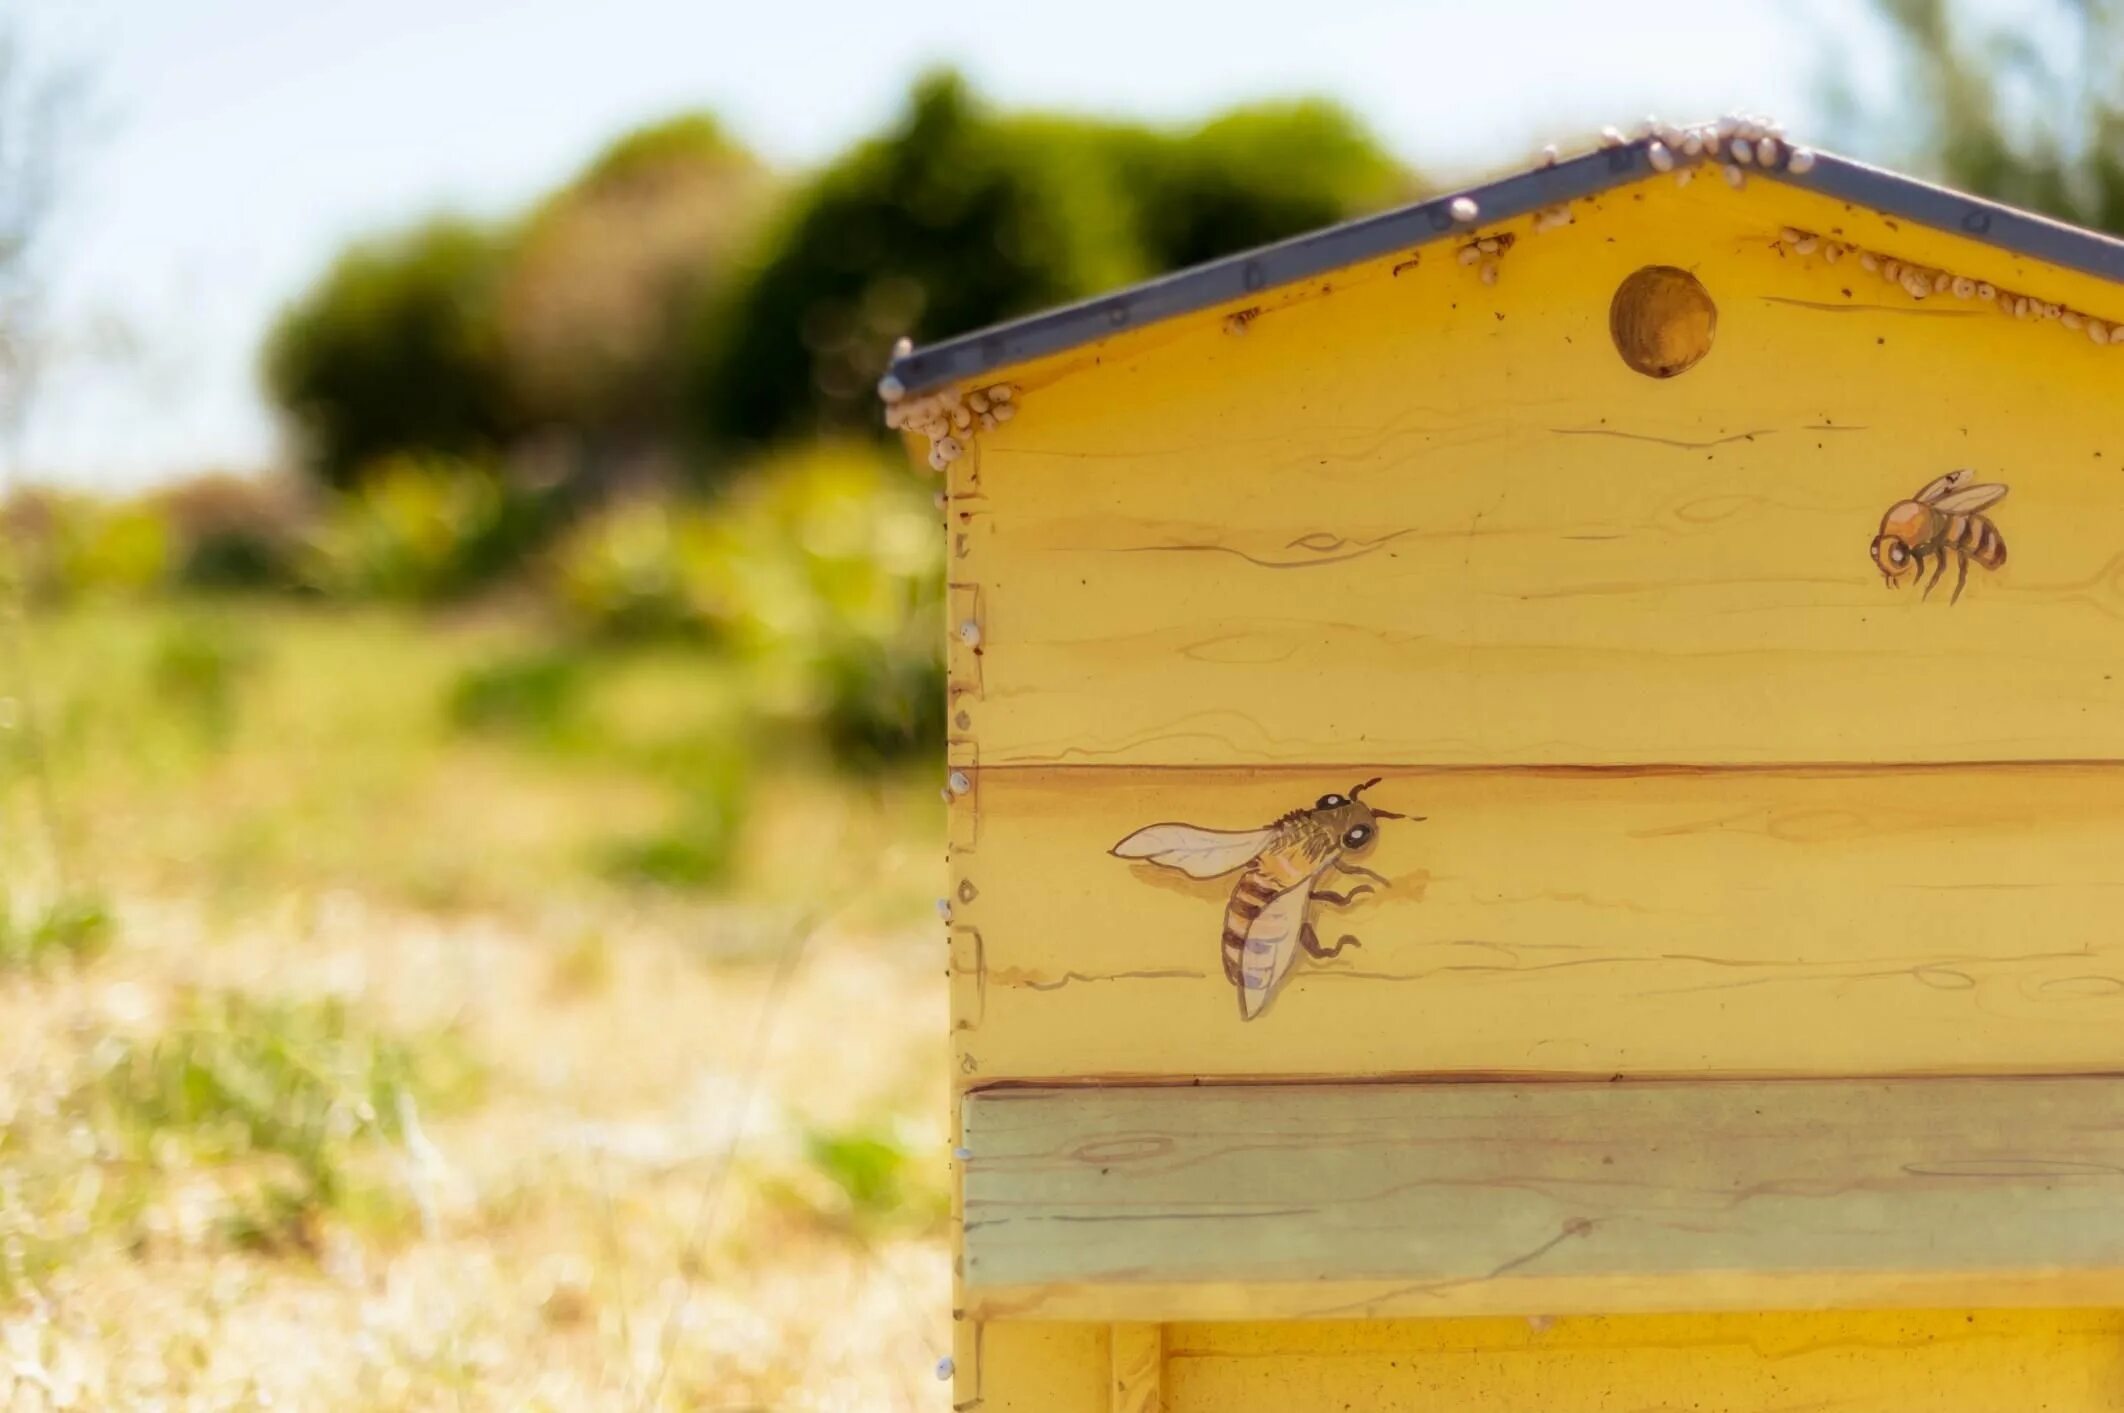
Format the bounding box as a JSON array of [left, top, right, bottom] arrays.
[[880, 131, 2124, 399]]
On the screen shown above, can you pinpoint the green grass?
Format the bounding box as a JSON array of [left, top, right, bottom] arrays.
[[0, 888, 115, 972], [147, 615, 262, 747], [600, 805, 746, 889], [5, 599, 935, 921], [0, 596, 949, 1403], [0, 987, 480, 1298], [445, 648, 586, 742], [80, 989, 482, 1252]]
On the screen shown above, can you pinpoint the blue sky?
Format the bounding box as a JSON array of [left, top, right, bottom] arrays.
[[19, 0, 1903, 488]]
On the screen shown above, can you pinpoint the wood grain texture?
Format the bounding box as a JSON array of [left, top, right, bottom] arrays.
[[951, 765, 2124, 1082], [1109, 1324, 1161, 1413], [1161, 1311, 2124, 1411], [964, 1321, 1110, 1412], [936, 169, 2124, 1413], [949, 173, 2124, 768], [967, 1310, 2124, 1412], [963, 1078, 2124, 1322]]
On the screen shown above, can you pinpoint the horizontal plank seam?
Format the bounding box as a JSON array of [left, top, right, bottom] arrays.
[[962, 759, 2124, 777], [964, 1068, 2124, 1096]]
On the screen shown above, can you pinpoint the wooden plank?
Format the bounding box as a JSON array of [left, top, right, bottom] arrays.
[[965, 1321, 1110, 1412], [1109, 1324, 1161, 1413], [949, 764, 2124, 1082], [1162, 1311, 2124, 1412], [967, 1310, 2124, 1411], [953, 172, 2124, 768], [962, 1078, 2124, 1322]]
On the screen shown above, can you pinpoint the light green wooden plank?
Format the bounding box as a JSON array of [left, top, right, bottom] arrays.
[[962, 1077, 2124, 1321]]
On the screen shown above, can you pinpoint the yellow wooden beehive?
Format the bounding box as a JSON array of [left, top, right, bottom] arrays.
[[886, 124, 2124, 1410]]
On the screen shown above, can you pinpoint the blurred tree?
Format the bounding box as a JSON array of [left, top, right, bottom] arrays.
[[1853, 0, 2124, 233], [263, 219, 518, 490], [1127, 100, 1412, 272], [498, 114, 770, 461], [269, 116, 774, 494], [268, 76, 1412, 487], [690, 73, 1413, 452], [688, 74, 1140, 450]]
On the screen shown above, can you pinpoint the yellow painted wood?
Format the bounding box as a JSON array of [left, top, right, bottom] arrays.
[[963, 1321, 1110, 1412], [950, 764, 2124, 1082], [969, 1310, 2124, 1410], [1109, 1324, 1162, 1413], [950, 173, 2124, 768], [935, 167, 2124, 1413], [1163, 1311, 2124, 1411], [963, 1078, 2124, 1322]]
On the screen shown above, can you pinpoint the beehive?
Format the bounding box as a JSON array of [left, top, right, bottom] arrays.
[[888, 123, 2124, 1410]]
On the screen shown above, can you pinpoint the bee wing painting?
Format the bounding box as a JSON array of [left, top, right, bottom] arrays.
[[1931, 482, 2010, 514], [1914, 469, 1971, 504], [1233, 871, 1325, 1021], [1110, 823, 1276, 879]]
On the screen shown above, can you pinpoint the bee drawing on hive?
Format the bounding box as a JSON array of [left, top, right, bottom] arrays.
[[1111, 779, 1418, 1021], [1870, 469, 2009, 603]]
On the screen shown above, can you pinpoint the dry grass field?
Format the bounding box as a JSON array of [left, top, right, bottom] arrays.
[[0, 601, 950, 1410]]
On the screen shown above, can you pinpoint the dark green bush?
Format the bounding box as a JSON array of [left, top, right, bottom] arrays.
[[1128, 100, 1412, 271], [689, 74, 1144, 451], [690, 72, 1412, 452], [264, 219, 520, 490]]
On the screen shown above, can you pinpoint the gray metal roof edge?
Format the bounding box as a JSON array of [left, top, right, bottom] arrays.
[[883, 141, 2124, 397]]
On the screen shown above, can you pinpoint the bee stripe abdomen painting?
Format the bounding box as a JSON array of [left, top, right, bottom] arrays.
[[914, 137, 2124, 1410]]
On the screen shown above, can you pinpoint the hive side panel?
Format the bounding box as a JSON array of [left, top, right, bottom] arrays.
[[937, 169, 2124, 1410], [953, 1321, 1111, 1413]]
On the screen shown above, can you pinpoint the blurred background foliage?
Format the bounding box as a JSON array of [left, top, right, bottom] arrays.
[[265, 70, 1412, 492], [262, 219, 523, 492]]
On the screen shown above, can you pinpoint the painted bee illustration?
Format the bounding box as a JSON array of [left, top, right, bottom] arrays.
[[1871, 470, 2009, 603], [1111, 779, 1418, 1021]]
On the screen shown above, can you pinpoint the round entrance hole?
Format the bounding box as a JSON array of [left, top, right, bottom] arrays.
[[1609, 266, 1717, 378]]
